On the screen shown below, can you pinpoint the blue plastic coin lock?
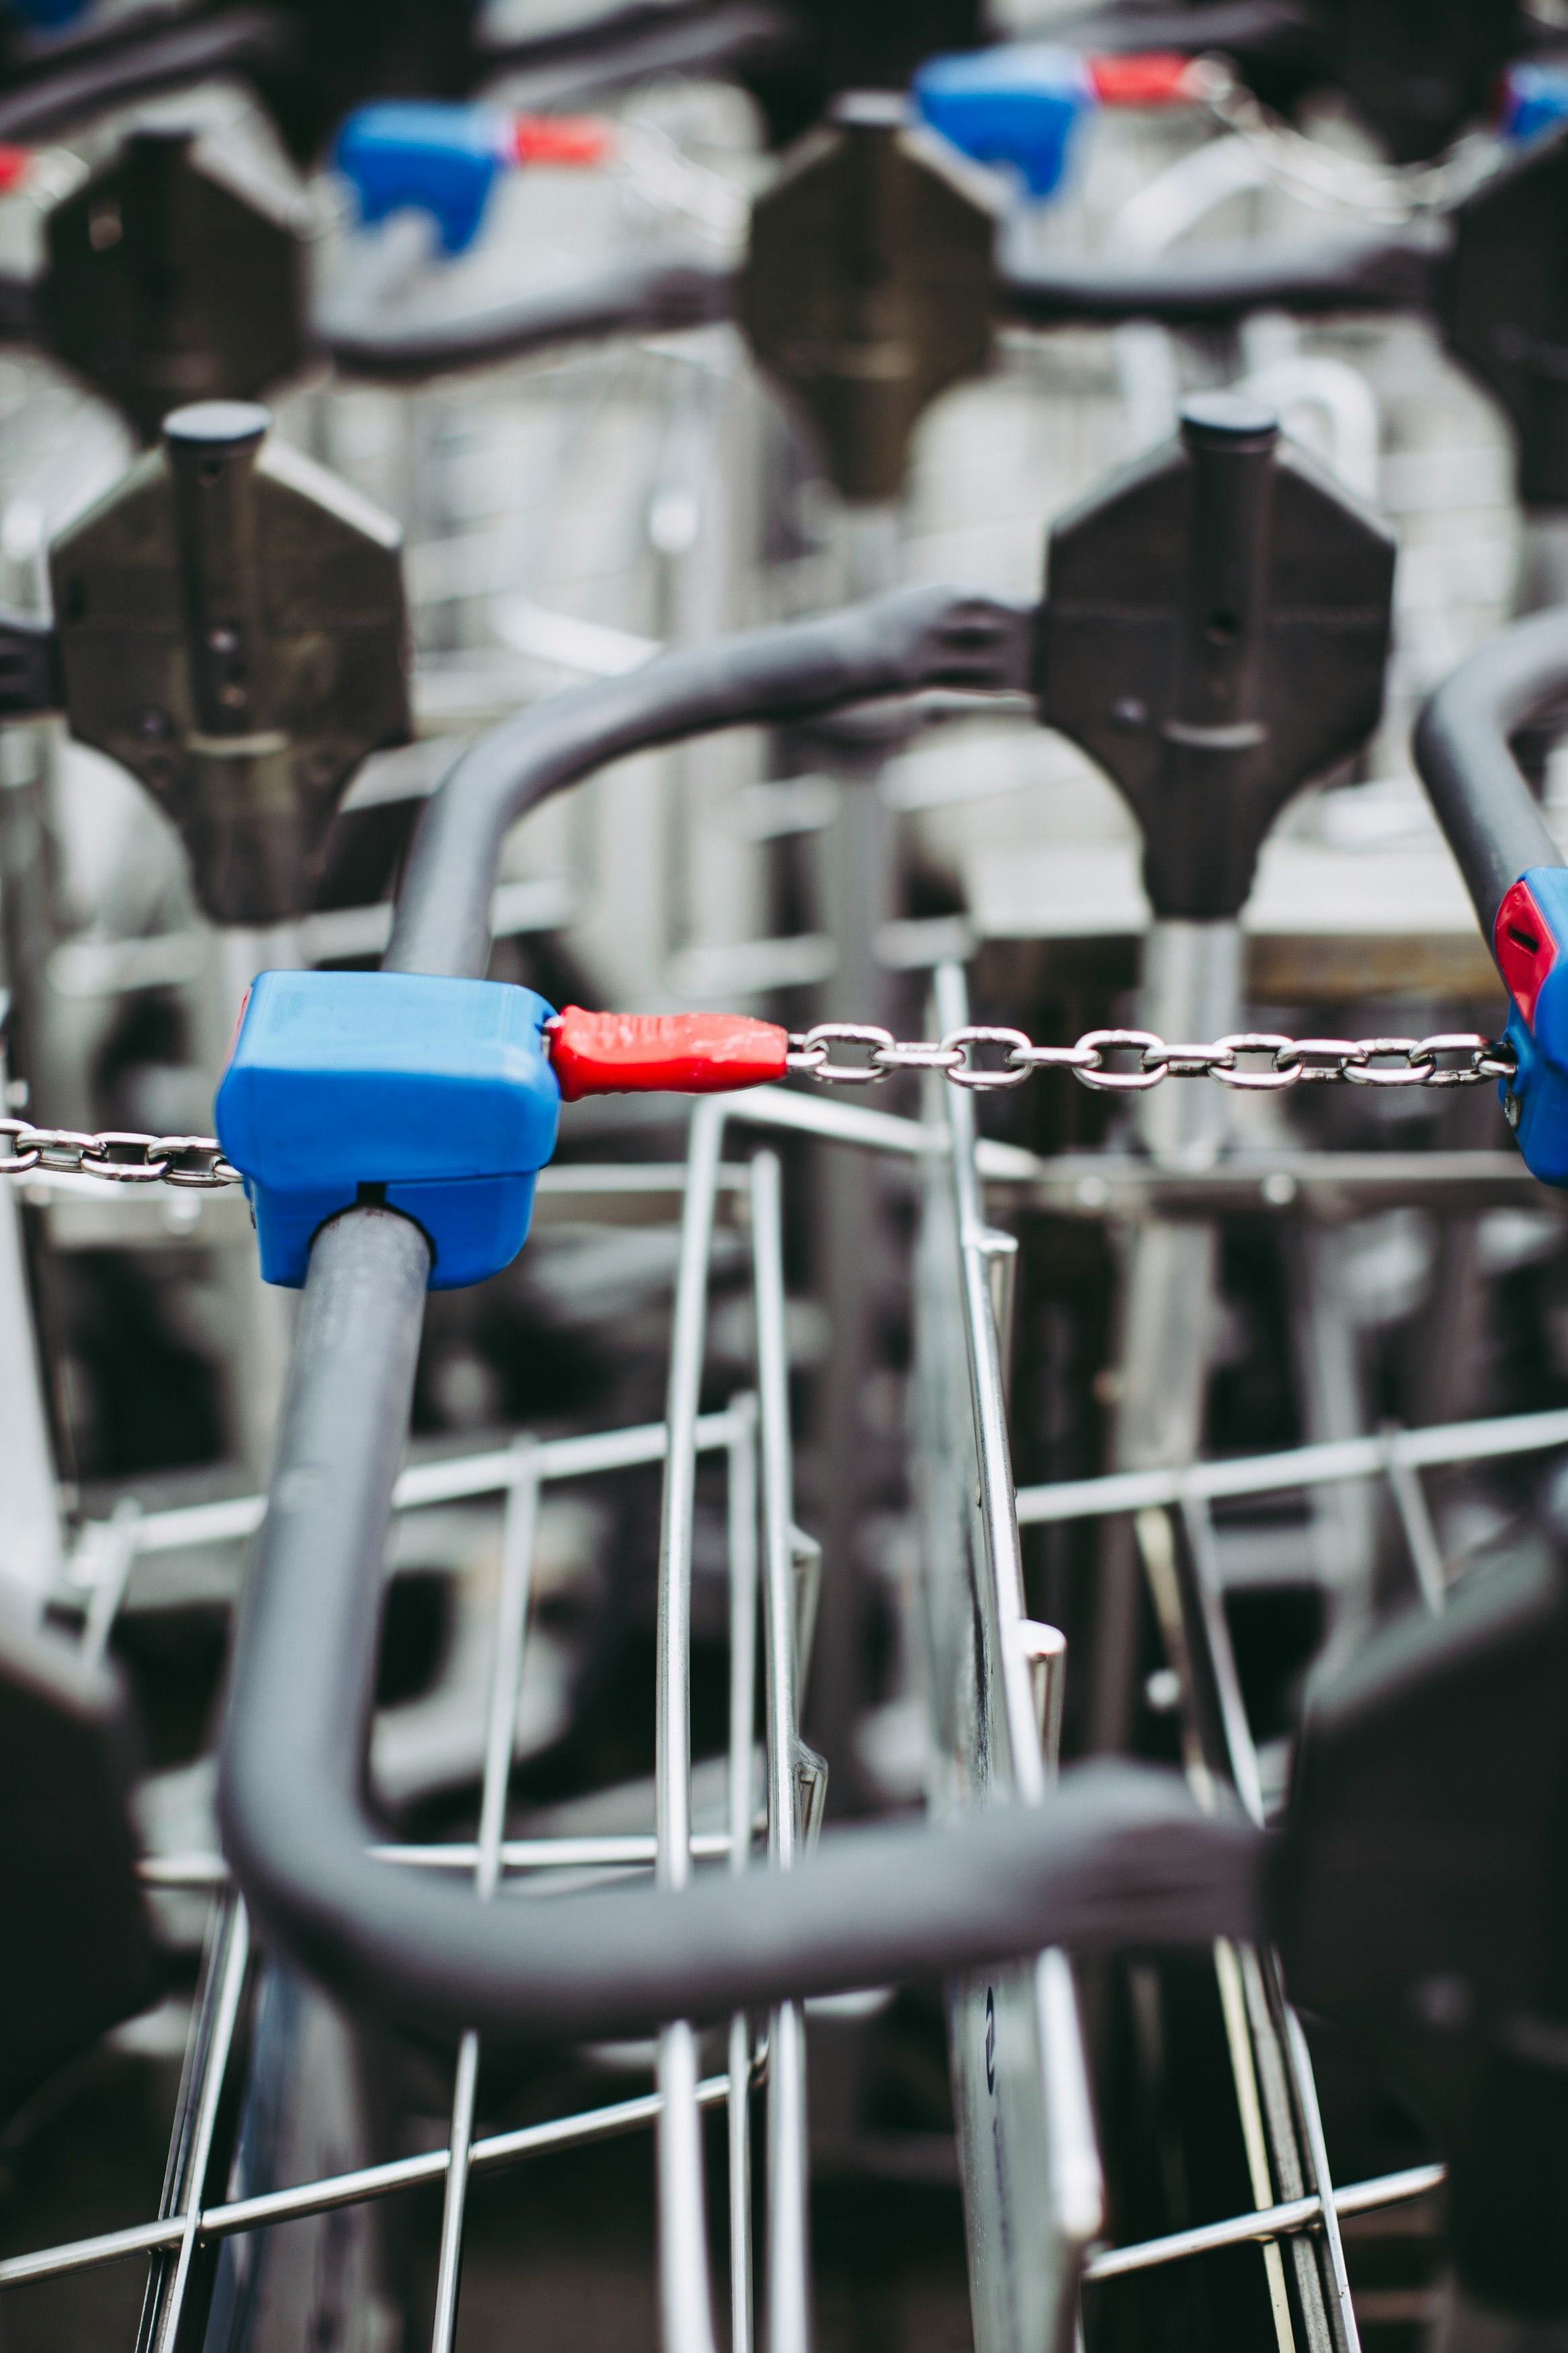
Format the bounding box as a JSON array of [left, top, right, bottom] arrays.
[[216, 971, 561, 1289], [1499, 65, 1568, 149], [334, 102, 513, 255], [913, 46, 1092, 200]]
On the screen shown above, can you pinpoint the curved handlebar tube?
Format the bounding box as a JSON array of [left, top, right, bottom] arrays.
[[216, 580, 1269, 2042], [1000, 228, 1439, 331], [321, 228, 1442, 403], [1415, 609, 1568, 1188], [1413, 605, 1568, 943], [220, 1202, 1260, 2040], [388, 582, 1033, 977], [0, 7, 290, 145], [321, 257, 737, 385]]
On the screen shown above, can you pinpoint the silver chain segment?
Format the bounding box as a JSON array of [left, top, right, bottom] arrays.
[[786, 1024, 1517, 1094], [0, 1031, 1518, 1188], [0, 1121, 241, 1186]]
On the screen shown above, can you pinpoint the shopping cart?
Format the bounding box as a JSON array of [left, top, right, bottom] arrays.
[[3, 571, 1568, 2353]]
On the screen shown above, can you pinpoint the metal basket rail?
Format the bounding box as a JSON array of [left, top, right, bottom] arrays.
[[0, 1140, 812, 2353], [8, 1031, 1567, 2351]]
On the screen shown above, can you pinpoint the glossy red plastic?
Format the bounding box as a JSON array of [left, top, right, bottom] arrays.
[[547, 1007, 788, 1101], [1495, 876, 1559, 1025], [0, 147, 32, 194], [1087, 54, 1198, 106], [512, 114, 614, 168]]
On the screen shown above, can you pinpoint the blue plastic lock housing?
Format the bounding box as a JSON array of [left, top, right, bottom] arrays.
[[216, 971, 561, 1289], [913, 46, 1092, 199], [1494, 866, 1568, 1187], [1499, 65, 1568, 149], [334, 102, 513, 255]]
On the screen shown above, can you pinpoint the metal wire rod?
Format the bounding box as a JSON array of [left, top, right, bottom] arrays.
[[1015, 1404, 1568, 1525], [1083, 2164, 1448, 2284], [655, 1099, 727, 2353], [0, 2077, 746, 2290], [100, 1407, 755, 1564]]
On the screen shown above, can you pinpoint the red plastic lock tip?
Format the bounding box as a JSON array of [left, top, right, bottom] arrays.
[[1086, 53, 1201, 107], [1495, 877, 1559, 1026], [512, 114, 615, 169], [0, 146, 32, 195], [547, 1007, 788, 1101]]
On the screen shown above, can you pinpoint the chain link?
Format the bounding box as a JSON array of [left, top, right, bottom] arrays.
[[786, 1025, 1516, 1094], [0, 1119, 241, 1187], [0, 1029, 1519, 1189]]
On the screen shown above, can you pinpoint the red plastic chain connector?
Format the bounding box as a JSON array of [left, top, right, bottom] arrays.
[[546, 1008, 788, 1101], [1086, 53, 1202, 107], [512, 114, 615, 169]]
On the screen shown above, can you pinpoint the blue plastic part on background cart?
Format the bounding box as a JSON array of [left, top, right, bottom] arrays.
[[333, 102, 514, 255], [1499, 65, 1568, 148], [912, 46, 1093, 199], [216, 971, 561, 1288]]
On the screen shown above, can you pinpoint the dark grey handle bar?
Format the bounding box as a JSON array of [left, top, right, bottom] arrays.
[[216, 580, 1269, 2044], [1413, 605, 1568, 941], [318, 231, 1436, 387]]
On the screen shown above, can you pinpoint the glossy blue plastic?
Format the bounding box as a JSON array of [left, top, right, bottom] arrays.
[[1499, 867, 1568, 1187], [333, 102, 511, 255], [215, 971, 561, 1289], [913, 45, 1091, 198], [1499, 65, 1568, 148]]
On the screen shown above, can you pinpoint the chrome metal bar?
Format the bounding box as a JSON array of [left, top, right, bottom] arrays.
[[1284, 2005, 1360, 2353], [751, 1150, 813, 2353], [1015, 1405, 1568, 1525], [0, 2078, 747, 2289], [655, 1097, 726, 2353], [140, 1833, 745, 1889], [726, 1398, 759, 2353], [145, 1897, 251, 2353], [1385, 1449, 1447, 1614], [430, 2033, 479, 2353], [429, 1445, 540, 2353], [928, 963, 1104, 2353], [79, 1498, 140, 1669], [1082, 2163, 1446, 2284], [102, 1408, 753, 1564]]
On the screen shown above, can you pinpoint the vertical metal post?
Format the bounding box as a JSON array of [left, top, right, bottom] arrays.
[[726, 1396, 759, 2353], [919, 961, 1104, 2353], [807, 499, 903, 1810], [138, 1894, 251, 2353], [655, 1100, 725, 2353], [429, 1441, 540, 2353], [0, 1053, 64, 1615], [751, 1149, 815, 2353]]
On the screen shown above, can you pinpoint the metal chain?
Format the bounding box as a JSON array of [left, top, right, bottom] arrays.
[[0, 1029, 1519, 1188], [0, 1121, 241, 1187], [785, 1025, 1517, 1094]]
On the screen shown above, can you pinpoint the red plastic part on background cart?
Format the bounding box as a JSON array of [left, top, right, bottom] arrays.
[[512, 114, 615, 168], [547, 1008, 788, 1101], [1087, 54, 1203, 106]]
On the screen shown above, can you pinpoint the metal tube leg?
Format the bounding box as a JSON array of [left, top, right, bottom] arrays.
[[429, 1445, 540, 2353], [752, 1149, 815, 2353], [656, 1101, 727, 2353], [727, 1399, 759, 2353]]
